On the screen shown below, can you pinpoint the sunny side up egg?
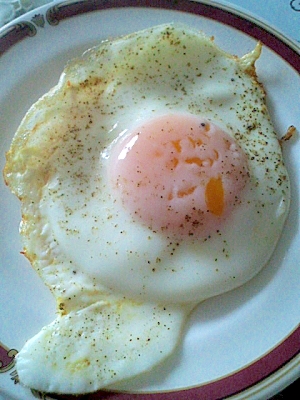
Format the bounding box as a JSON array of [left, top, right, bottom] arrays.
[[3, 24, 290, 395]]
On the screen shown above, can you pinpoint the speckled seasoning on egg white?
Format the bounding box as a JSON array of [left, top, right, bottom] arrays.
[[3, 23, 290, 395]]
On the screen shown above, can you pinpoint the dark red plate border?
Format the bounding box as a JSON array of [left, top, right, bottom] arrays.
[[1, 1, 299, 399], [51, 326, 300, 399]]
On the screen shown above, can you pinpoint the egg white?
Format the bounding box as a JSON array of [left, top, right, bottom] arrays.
[[4, 23, 290, 394]]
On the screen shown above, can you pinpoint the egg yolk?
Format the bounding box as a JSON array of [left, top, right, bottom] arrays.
[[109, 114, 249, 239]]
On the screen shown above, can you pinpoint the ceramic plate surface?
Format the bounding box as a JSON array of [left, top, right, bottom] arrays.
[[0, 1, 299, 399]]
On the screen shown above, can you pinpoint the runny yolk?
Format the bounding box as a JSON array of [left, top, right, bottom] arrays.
[[109, 113, 249, 239]]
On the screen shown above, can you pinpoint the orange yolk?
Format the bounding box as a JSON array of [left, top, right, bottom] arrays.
[[109, 113, 249, 239]]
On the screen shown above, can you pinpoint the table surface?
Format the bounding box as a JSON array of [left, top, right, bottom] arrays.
[[222, 0, 300, 43]]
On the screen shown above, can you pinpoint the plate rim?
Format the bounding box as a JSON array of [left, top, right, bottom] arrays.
[[0, 1, 299, 399], [0, 0, 299, 63]]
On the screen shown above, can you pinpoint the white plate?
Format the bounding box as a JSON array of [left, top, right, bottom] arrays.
[[0, 1, 299, 399]]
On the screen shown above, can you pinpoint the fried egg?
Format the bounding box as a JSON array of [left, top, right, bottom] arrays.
[[3, 23, 290, 395]]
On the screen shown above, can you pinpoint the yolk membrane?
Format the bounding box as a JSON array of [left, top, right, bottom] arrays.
[[109, 113, 249, 239]]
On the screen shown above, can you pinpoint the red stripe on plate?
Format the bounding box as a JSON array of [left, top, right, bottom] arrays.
[[1, 1, 299, 399]]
